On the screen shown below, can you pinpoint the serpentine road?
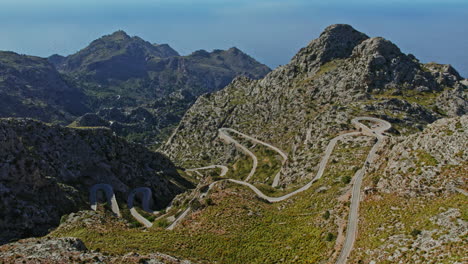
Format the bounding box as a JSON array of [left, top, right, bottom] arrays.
[[219, 128, 288, 187], [127, 187, 156, 228], [193, 117, 391, 263], [89, 184, 121, 217], [89, 117, 390, 264], [186, 165, 229, 177], [335, 117, 390, 264], [219, 128, 258, 181]]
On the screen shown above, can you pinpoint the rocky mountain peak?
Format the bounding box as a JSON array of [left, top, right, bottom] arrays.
[[352, 37, 403, 62], [106, 30, 131, 41], [291, 24, 369, 72], [227, 47, 242, 55]]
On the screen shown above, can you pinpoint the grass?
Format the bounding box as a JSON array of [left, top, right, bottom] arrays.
[[249, 144, 283, 186], [294, 59, 345, 87], [54, 186, 329, 263], [415, 149, 438, 167], [224, 154, 254, 181], [52, 139, 373, 263], [372, 87, 448, 108]]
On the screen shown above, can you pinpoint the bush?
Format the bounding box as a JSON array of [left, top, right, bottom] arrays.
[[60, 214, 68, 224], [410, 229, 422, 238], [191, 200, 203, 210], [206, 198, 214, 206], [322, 210, 330, 220], [341, 175, 352, 184], [326, 233, 335, 242]]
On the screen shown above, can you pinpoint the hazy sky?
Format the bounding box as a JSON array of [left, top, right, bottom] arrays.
[[0, 0, 467, 77]]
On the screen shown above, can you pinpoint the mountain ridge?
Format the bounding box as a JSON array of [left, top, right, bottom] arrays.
[[163, 23, 466, 184], [1, 31, 271, 146], [0, 24, 466, 264]]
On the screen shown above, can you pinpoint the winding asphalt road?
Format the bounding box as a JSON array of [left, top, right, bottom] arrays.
[[335, 117, 391, 264], [186, 165, 229, 177], [127, 187, 155, 228], [89, 184, 121, 217], [166, 177, 223, 230], [219, 127, 288, 186], [219, 128, 258, 181], [192, 117, 391, 263], [88, 116, 391, 264], [166, 207, 191, 230]]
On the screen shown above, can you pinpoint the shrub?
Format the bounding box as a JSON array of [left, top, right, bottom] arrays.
[[206, 198, 214, 206], [410, 229, 422, 238], [322, 210, 330, 220], [341, 175, 351, 184]]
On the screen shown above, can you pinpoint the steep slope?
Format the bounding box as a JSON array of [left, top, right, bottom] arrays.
[[0, 118, 192, 245], [162, 25, 468, 263], [163, 24, 466, 185], [36, 24, 467, 264], [352, 115, 467, 263], [0, 51, 89, 123], [0, 236, 193, 263]]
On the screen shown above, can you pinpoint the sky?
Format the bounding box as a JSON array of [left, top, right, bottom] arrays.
[[0, 0, 467, 77]]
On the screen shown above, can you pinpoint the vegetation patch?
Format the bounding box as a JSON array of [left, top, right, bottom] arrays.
[[52, 139, 373, 263], [415, 149, 438, 167], [353, 193, 467, 263]]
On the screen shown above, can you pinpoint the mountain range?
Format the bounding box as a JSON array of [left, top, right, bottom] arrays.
[[0, 24, 466, 263], [1, 30, 270, 146]]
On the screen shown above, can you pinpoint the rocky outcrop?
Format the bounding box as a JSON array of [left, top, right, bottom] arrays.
[[290, 24, 369, 74], [0, 118, 192, 244], [351, 115, 467, 263], [0, 236, 193, 263], [163, 25, 467, 188], [373, 115, 467, 196]]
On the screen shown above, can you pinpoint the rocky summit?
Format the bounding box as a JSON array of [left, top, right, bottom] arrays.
[[0, 24, 466, 264]]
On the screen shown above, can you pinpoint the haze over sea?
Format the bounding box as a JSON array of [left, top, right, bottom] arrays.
[[1, 0, 467, 77]]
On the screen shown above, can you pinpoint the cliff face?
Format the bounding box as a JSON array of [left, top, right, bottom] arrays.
[[163, 24, 466, 186], [0, 118, 192, 244]]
